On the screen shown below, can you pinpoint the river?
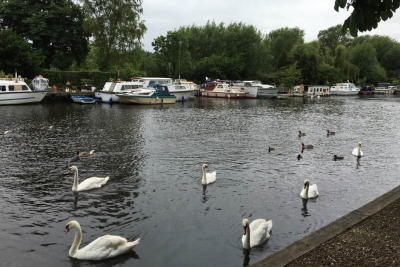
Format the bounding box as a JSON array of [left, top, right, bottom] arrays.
[[1, 94, 400, 266]]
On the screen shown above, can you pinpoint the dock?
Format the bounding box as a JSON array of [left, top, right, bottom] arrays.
[[44, 90, 94, 101]]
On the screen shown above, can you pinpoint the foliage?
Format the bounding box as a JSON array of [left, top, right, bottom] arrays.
[[42, 70, 117, 89], [152, 21, 271, 83], [317, 24, 353, 53], [350, 42, 386, 84], [0, 0, 90, 69], [0, 28, 44, 78], [266, 27, 305, 70], [334, 0, 400, 36], [280, 62, 302, 89], [334, 45, 359, 81], [81, 0, 147, 72]]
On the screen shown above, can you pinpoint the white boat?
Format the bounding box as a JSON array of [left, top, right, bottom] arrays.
[[374, 83, 394, 94], [94, 81, 144, 103], [116, 84, 176, 105], [132, 77, 174, 87], [330, 83, 360, 96], [307, 85, 330, 97], [200, 81, 247, 98], [168, 84, 196, 101], [232, 80, 279, 98], [0, 79, 47, 105]]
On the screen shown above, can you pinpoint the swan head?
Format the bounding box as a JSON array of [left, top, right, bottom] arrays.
[[202, 164, 209, 171], [303, 179, 310, 189], [242, 218, 249, 235], [358, 142, 362, 147], [67, 166, 78, 174], [65, 220, 79, 234]]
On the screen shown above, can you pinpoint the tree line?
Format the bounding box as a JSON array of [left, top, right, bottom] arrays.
[[0, 0, 399, 88]]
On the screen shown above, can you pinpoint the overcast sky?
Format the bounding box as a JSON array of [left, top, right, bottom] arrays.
[[141, 0, 400, 51]]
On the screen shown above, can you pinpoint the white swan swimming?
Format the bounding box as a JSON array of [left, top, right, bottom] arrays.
[[352, 142, 363, 157], [300, 179, 319, 199], [242, 218, 273, 249], [65, 220, 140, 260], [201, 164, 216, 185], [67, 166, 109, 192], [72, 149, 94, 157]]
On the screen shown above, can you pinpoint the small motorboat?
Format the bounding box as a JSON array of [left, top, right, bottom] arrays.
[[71, 95, 96, 104]]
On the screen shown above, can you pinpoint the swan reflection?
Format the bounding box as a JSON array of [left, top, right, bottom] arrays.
[[73, 192, 79, 210], [202, 185, 208, 203], [242, 248, 250, 267], [301, 198, 310, 217], [356, 157, 361, 169]]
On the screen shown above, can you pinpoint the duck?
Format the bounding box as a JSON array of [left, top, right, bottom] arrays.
[[201, 164, 216, 185], [0, 130, 9, 135], [268, 147, 275, 152], [301, 142, 314, 149], [298, 130, 306, 136], [352, 142, 363, 157], [300, 179, 319, 199], [67, 166, 109, 192], [64, 220, 140, 260], [326, 130, 335, 135], [333, 155, 344, 160], [72, 149, 94, 157], [242, 218, 273, 249], [297, 154, 303, 160]]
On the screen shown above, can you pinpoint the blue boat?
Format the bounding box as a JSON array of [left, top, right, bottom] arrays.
[[71, 95, 96, 104]]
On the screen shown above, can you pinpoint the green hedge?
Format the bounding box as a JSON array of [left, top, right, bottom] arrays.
[[41, 70, 118, 89]]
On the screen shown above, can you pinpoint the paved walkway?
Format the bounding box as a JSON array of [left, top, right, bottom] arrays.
[[250, 184, 400, 267]]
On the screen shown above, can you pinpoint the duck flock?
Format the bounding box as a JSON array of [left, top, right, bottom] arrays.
[[0, 125, 364, 261]]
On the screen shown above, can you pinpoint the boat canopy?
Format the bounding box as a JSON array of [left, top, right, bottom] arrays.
[[148, 83, 173, 96]]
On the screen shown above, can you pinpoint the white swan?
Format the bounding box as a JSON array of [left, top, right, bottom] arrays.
[[201, 164, 216, 185], [72, 149, 94, 157], [300, 179, 319, 199], [67, 166, 109, 192], [65, 220, 140, 260], [0, 130, 9, 135], [352, 142, 363, 157], [242, 218, 273, 249]]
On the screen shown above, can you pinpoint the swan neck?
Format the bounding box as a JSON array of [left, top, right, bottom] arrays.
[[358, 146, 361, 156], [305, 184, 309, 199], [69, 225, 82, 256], [202, 167, 207, 184], [243, 224, 251, 249], [72, 170, 79, 191]]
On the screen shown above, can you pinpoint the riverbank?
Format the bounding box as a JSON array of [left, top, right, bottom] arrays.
[[250, 183, 400, 267]]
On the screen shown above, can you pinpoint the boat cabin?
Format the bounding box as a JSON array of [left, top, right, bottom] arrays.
[[0, 80, 31, 92]]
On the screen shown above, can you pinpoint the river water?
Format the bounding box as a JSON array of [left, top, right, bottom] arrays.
[[1, 94, 400, 267]]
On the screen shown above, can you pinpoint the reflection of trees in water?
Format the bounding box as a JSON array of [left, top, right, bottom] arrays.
[[242, 248, 250, 267]]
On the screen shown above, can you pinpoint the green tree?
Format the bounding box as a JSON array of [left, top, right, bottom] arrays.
[[350, 42, 386, 84], [334, 0, 400, 36], [0, 29, 44, 77], [266, 27, 305, 70], [334, 45, 359, 81], [0, 0, 90, 69], [317, 24, 353, 52], [81, 0, 147, 72]]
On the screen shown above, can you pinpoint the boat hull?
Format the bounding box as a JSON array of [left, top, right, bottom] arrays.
[[330, 90, 359, 96], [374, 89, 393, 94], [0, 91, 47, 105], [257, 87, 280, 98], [94, 91, 120, 104], [117, 95, 176, 104], [168, 90, 196, 102], [71, 96, 95, 104], [200, 90, 246, 99]]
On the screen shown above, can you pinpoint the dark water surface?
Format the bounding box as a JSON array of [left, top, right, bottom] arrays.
[[1, 95, 400, 267]]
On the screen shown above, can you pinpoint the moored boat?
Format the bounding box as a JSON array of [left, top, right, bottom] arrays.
[[330, 82, 360, 96], [94, 80, 144, 104], [374, 82, 394, 94], [168, 84, 196, 102], [307, 85, 330, 97], [200, 81, 247, 99], [116, 84, 176, 104], [359, 86, 374, 95], [71, 95, 96, 104], [0, 78, 48, 105]]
